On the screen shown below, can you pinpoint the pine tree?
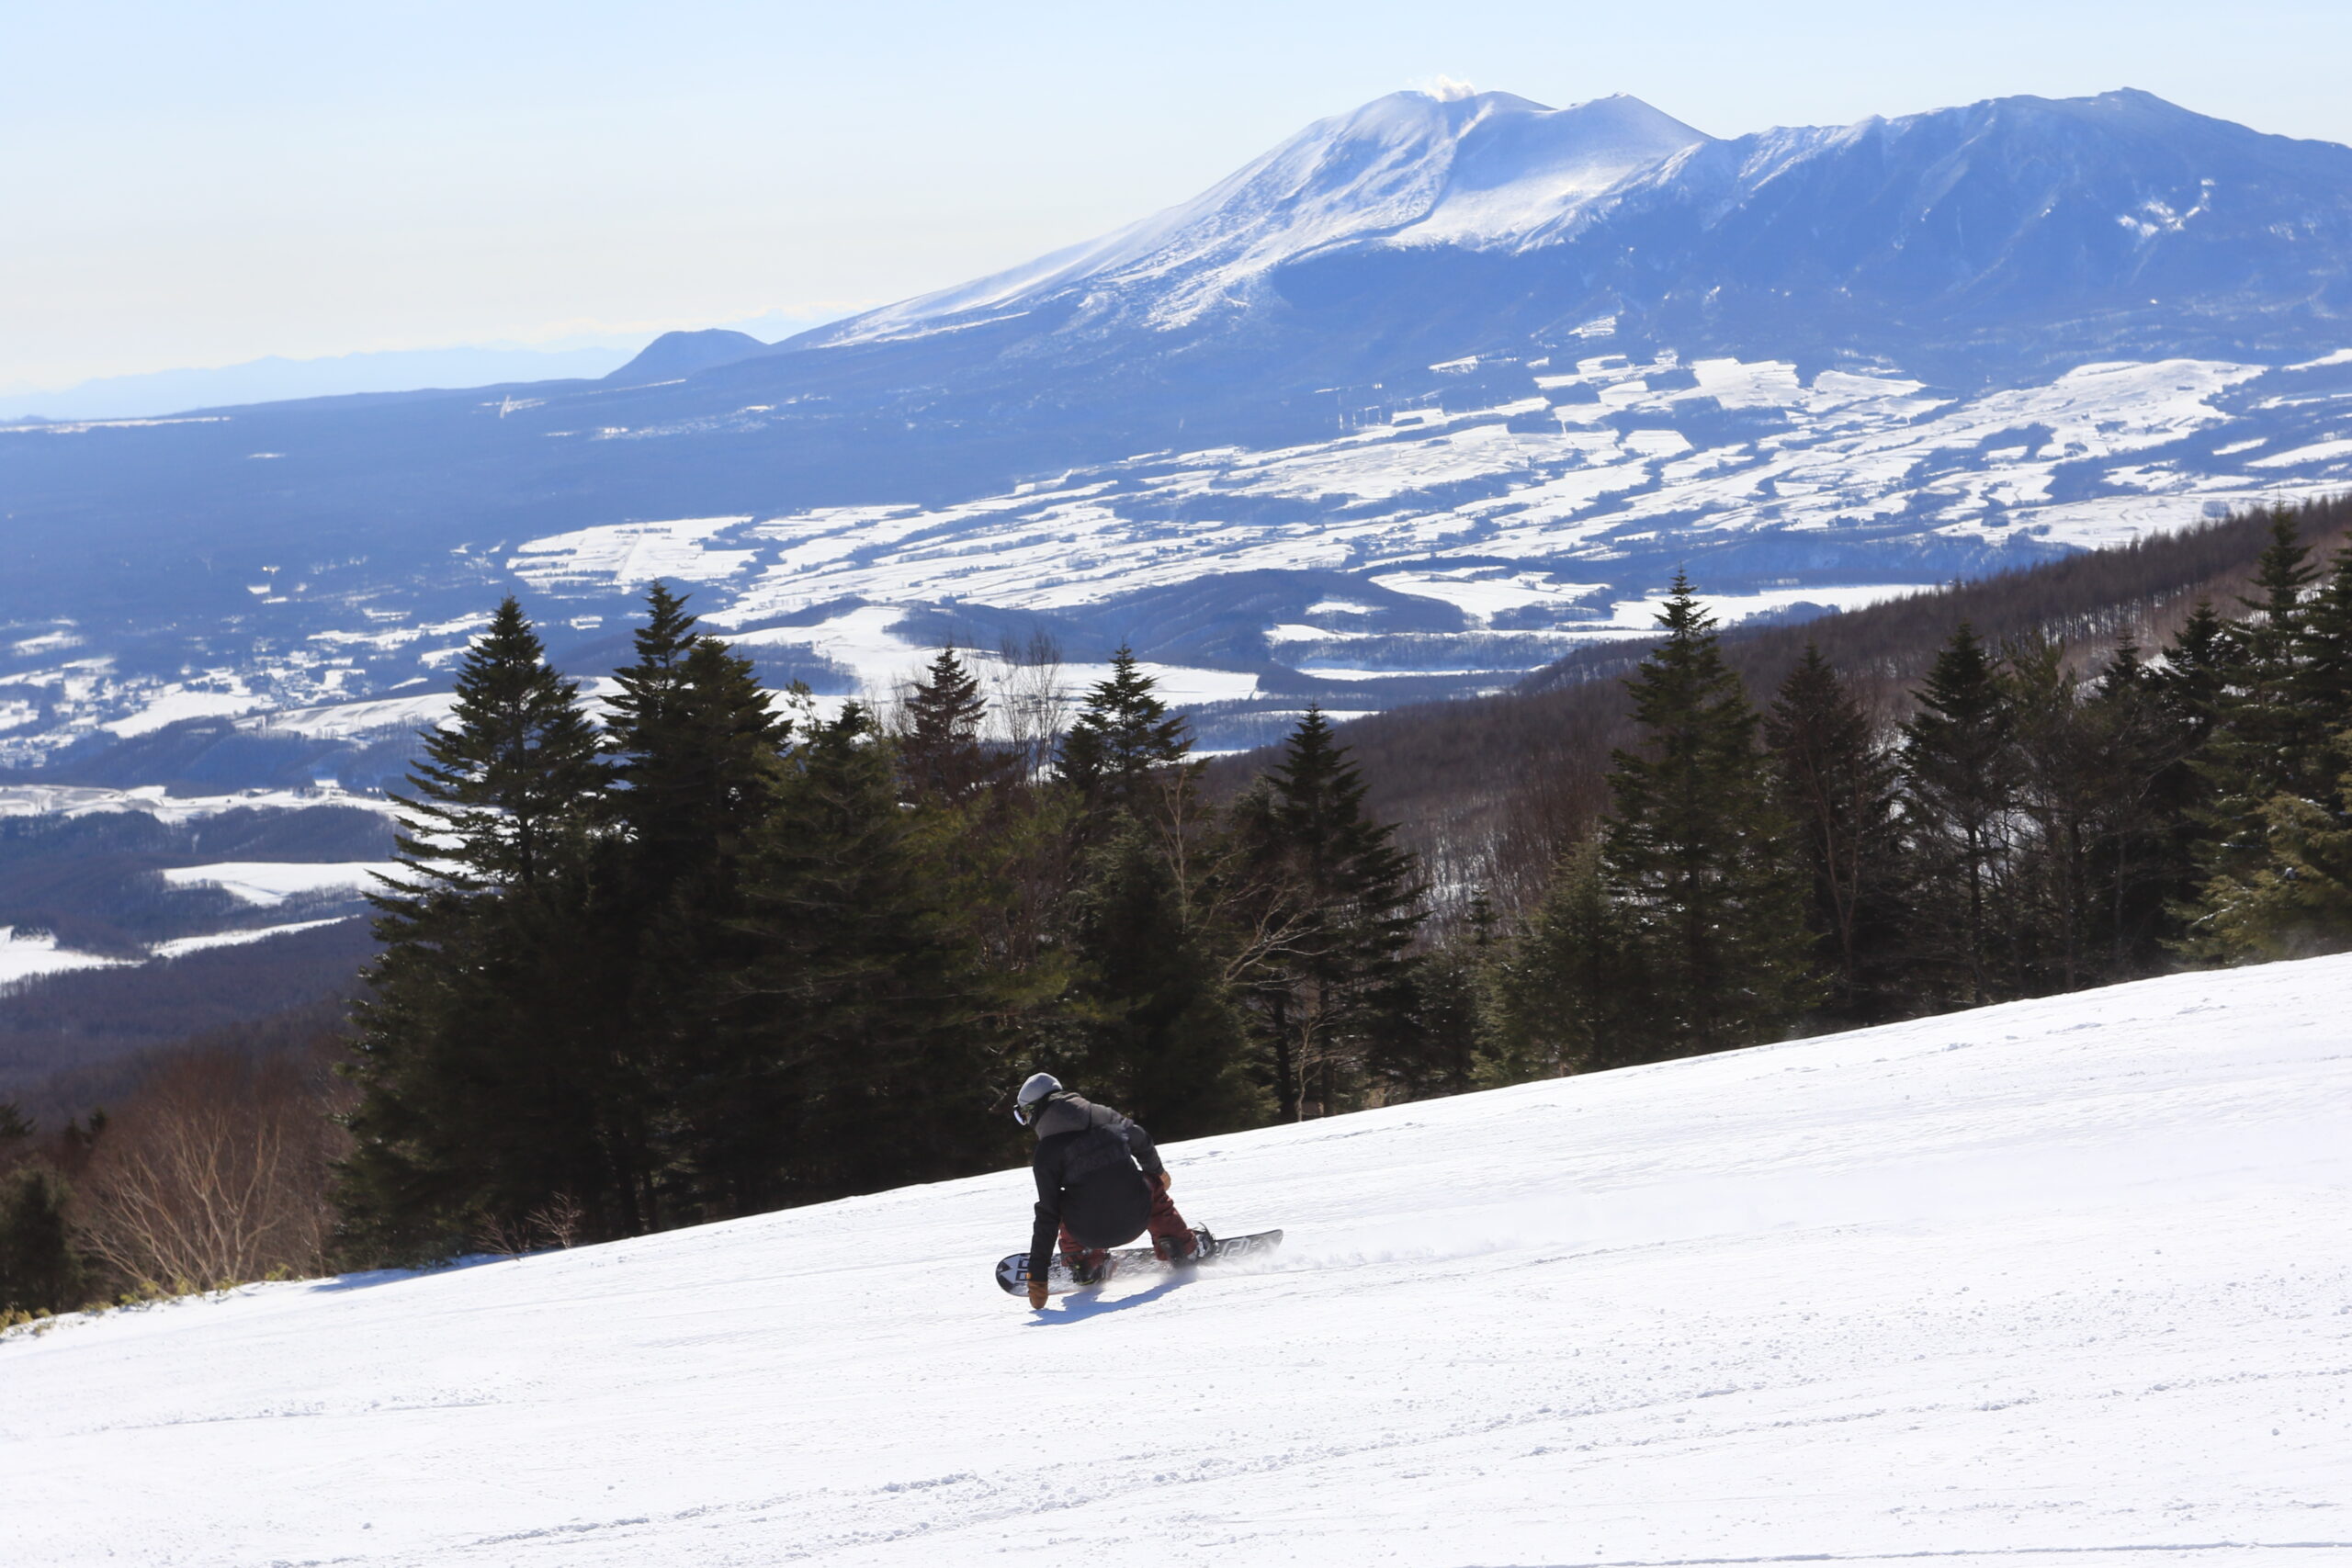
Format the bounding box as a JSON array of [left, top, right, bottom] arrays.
[[605, 587, 787, 882], [339, 598, 632, 1257], [2192, 728, 2352, 960], [723, 705, 1013, 1208], [603, 588, 793, 1224], [2295, 540, 2352, 772], [0, 1162, 85, 1315], [1062, 816, 1265, 1138], [2008, 635, 2178, 994], [899, 647, 1008, 804], [2063, 641, 2199, 977], [1227, 708, 1425, 1119], [1602, 577, 1816, 1056], [2213, 515, 2319, 808], [1764, 645, 1905, 1021], [1364, 903, 1489, 1104], [394, 597, 606, 893], [1481, 840, 1643, 1079], [603, 582, 699, 794], [1901, 624, 2018, 1005], [1056, 645, 1193, 820], [2186, 516, 2323, 943], [2156, 601, 2234, 753]]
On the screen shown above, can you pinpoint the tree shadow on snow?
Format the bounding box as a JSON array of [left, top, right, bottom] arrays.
[[1028, 1272, 1194, 1324]]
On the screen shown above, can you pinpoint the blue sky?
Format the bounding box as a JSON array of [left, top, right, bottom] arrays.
[[6, 1, 2344, 390]]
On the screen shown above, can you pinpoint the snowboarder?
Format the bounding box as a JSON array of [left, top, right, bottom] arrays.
[[1014, 1072, 1199, 1309]]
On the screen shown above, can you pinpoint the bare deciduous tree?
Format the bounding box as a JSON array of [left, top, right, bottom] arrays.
[[74, 1050, 346, 1295], [990, 631, 1069, 780]]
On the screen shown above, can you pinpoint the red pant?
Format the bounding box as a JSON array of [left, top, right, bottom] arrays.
[[1060, 1179, 1195, 1268]]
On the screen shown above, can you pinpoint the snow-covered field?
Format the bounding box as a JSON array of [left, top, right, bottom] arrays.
[[159, 860, 403, 908], [17, 343, 2352, 769], [6, 958, 2347, 1566]]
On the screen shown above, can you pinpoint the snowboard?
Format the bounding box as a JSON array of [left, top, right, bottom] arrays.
[[995, 1227, 1283, 1297]]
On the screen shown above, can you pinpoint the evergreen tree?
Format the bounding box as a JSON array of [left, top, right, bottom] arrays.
[[725, 705, 1013, 1208], [1363, 900, 1490, 1104], [1901, 625, 2019, 1005], [1227, 708, 1425, 1119], [1056, 645, 1193, 821], [2008, 635, 2166, 994], [2211, 517, 2318, 811], [604, 584, 786, 872], [2294, 540, 2352, 772], [2186, 517, 2323, 942], [395, 597, 607, 893], [2191, 727, 2352, 960], [0, 1162, 85, 1315], [899, 647, 1007, 804], [602, 581, 700, 804], [603, 588, 793, 1224], [1480, 840, 1644, 1079], [339, 599, 632, 1257], [2159, 601, 2234, 722], [1602, 577, 1816, 1056], [1765, 645, 1905, 1021], [2070, 640, 2206, 978], [1062, 817, 1264, 1138]]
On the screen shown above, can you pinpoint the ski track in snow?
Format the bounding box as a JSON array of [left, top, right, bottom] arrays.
[[6, 959, 2349, 1565]]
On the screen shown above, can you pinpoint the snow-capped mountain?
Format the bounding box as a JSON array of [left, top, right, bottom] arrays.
[[820, 89, 1712, 343], [814, 85, 2352, 371], [9, 86, 2352, 785]]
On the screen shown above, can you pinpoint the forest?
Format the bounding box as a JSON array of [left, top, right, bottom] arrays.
[[9, 495, 2352, 1318]]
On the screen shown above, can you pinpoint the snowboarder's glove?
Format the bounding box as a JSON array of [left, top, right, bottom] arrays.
[[1027, 1279, 1049, 1310]]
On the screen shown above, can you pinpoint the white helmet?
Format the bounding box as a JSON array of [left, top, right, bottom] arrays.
[[1012, 1072, 1062, 1125]]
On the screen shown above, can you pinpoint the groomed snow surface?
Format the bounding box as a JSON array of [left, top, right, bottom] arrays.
[[7, 958, 2349, 1566]]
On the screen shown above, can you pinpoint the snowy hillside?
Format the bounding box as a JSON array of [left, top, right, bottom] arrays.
[[7, 956, 2347, 1566]]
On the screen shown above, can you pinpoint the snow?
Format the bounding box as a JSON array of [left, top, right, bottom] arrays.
[[504, 516, 760, 593], [0, 925, 125, 988], [1370, 568, 1610, 622], [253, 692, 457, 740], [99, 685, 266, 738], [1604, 581, 1939, 629], [5, 337, 2308, 761], [6, 956, 2346, 1565], [495, 353, 2278, 673], [727, 607, 1261, 711], [0, 784, 400, 823], [160, 861, 405, 907], [817, 92, 1708, 342], [149, 917, 356, 959], [2249, 437, 2352, 468]]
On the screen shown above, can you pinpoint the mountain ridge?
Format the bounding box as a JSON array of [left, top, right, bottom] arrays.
[[8, 84, 2352, 782]]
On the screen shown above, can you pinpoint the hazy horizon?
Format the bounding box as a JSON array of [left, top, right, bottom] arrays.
[[10, 0, 2346, 391]]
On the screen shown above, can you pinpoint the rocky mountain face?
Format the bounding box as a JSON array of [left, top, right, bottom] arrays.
[[8, 86, 2352, 786]]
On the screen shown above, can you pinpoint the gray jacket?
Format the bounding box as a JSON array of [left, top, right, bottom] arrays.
[[1027, 1093, 1164, 1274]]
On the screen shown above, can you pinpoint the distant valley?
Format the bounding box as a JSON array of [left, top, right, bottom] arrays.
[[6, 83, 2352, 989]]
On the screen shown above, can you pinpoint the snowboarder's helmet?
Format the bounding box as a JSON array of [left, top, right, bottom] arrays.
[[1012, 1072, 1061, 1126]]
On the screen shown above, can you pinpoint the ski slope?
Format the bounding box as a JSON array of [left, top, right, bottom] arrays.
[[6, 959, 2349, 1566]]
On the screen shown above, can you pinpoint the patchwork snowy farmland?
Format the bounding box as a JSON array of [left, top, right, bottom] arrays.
[[5, 954, 2346, 1566]]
